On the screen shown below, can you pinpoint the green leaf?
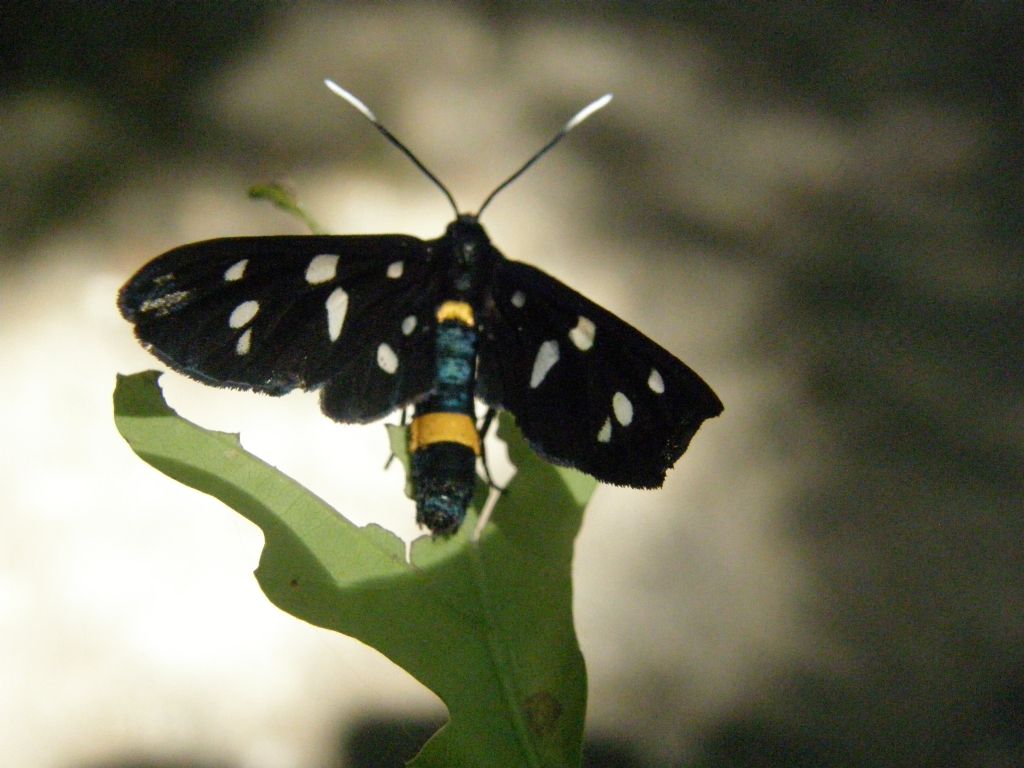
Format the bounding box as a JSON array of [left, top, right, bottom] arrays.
[[248, 183, 325, 234], [113, 371, 598, 768]]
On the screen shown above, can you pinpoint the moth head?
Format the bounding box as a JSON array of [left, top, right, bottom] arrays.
[[448, 214, 490, 266]]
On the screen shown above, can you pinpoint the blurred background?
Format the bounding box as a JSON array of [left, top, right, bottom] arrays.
[[2, 2, 1022, 767]]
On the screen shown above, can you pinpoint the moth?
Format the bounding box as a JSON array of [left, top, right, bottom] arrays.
[[119, 82, 723, 536]]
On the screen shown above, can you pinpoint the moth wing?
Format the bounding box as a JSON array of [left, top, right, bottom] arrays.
[[477, 259, 722, 487], [119, 234, 446, 423]]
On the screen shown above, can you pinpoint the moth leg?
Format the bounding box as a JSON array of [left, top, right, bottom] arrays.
[[477, 407, 506, 492], [383, 407, 410, 470]]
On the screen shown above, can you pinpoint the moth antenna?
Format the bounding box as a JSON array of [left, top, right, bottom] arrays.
[[325, 79, 461, 217], [475, 93, 613, 218]]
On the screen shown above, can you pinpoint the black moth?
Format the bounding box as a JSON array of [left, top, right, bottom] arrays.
[[119, 82, 723, 536]]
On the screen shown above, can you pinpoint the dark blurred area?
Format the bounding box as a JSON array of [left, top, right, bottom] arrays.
[[0, 0, 271, 248], [4, 2, 1023, 768], [5, 3, 1023, 249]]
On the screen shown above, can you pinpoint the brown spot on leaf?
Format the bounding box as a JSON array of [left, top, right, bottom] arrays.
[[523, 691, 562, 736]]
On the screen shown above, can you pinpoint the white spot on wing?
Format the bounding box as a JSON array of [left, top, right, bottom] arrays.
[[387, 261, 404, 279], [612, 392, 633, 426], [325, 287, 349, 341], [568, 316, 595, 351], [229, 300, 259, 329], [236, 328, 252, 356], [648, 367, 665, 394], [597, 418, 611, 443], [511, 291, 525, 308], [306, 253, 339, 284], [377, 342, 398, 374], [224, 259, 248, 282], [529, 340, 560, 389], [402, 315, 417, 336], [139, 290, 190, 315]]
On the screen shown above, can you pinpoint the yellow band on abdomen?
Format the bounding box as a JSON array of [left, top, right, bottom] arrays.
[[410, 412, 481, 455], [436, 300, 475, 326]]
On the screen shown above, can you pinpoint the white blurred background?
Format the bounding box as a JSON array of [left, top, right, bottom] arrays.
[[2, 4, 1021, 767]]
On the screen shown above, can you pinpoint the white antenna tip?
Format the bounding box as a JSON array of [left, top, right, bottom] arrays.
[[324, 79, 378, 122], [564, 93, 613, 132]]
